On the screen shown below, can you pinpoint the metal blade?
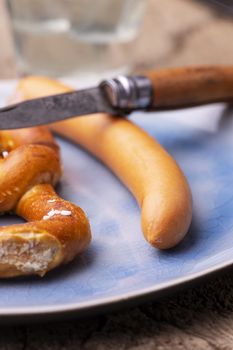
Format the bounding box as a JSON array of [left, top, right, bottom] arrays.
[[0, 87, 117, 130]]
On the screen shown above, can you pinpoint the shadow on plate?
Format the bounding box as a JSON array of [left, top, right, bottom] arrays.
[[157, 214, 201, 259]]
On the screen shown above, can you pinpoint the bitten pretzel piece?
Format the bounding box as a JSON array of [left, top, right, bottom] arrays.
[[14, 76, 192, 249], [0, 126, 91, 278]]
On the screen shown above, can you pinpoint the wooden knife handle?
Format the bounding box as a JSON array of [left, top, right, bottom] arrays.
[[145, 66, 233, 110]]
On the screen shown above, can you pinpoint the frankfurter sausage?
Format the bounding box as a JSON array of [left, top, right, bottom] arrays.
[[14, 76, 192, 249]]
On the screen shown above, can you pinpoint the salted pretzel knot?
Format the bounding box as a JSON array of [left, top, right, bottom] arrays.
[[0, 126, 91, 278]]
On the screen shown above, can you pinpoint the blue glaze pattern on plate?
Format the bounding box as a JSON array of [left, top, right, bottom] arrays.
[[0, 81, 233, 317]]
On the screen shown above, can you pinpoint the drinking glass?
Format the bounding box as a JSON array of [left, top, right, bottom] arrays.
[[6, 0, 148, 80]]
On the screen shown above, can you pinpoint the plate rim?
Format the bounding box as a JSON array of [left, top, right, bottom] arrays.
[[0, 257, 232, 320]]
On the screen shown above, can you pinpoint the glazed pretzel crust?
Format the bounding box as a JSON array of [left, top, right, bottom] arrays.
[[0, 126, 91, 278]]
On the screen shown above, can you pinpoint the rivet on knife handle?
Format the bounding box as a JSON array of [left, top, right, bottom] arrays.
[[100, 75, 153, 111]]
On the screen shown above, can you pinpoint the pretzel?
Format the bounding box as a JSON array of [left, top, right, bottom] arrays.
[[14, 77, 192, 249], [0, 126, 91, 278]]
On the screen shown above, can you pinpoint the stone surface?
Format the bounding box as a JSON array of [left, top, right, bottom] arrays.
[[1, 0, 233, 349], [132, 0, 233, 70], [0, 0, 17, 78]]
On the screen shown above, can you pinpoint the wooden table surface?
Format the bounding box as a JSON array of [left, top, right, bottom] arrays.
[[1, 0, 233, 349]]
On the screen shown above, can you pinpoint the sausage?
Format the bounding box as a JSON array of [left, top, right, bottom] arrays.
[[14, 76, 192, 249]]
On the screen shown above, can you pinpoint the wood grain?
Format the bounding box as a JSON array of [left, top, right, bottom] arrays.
[[146, 66, 233, 109]]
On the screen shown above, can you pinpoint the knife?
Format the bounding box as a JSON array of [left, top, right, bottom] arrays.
[[0, 66, 233, 130]]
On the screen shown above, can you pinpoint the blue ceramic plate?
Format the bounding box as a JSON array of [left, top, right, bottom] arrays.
[[0, 81, 233, 322]]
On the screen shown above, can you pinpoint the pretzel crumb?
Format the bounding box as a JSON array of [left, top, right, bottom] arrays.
[[0, 233, 60, 276]]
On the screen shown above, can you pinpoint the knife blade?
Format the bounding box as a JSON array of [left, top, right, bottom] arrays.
[[0, 66, 233, 130], [0, 87, 117, 130], [0, 75, 154, 130]]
